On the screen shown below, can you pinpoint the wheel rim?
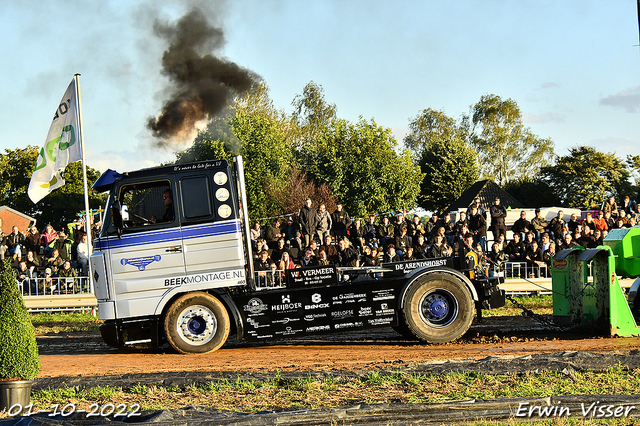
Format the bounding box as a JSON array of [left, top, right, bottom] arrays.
[[176, 304, 217, 346], [418, 288, 459, 328]]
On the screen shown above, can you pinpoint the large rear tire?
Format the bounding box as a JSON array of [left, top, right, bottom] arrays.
[[402, 272, 474, 344], [164, 292, 230, 354]]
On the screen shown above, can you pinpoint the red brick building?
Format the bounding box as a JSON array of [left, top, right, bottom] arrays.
[[0, 206, 36, 235]]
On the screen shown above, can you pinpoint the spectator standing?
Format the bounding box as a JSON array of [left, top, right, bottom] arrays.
[[548, 210, 566, 242], [454, 211, 468, 236], [53, 230, 72, 260], [440, 214, 455, 247], [331, 202, 350, 239], [488, 242, 506, 277], [76, 233, 91, 276], [349, 218, 365, 251], [378, 216, 395, 248], [468, 206, 487, 252], [524, 240, 545, 278], [531, 208, 549, 242], [602, 196, 618, 218], [315, 204, 332, 245], [622, 196, 637, 215], [424, 213, 440, 239], [41, 224, 58, 257], [382, 244, 400, 263], [394, 226, 410, 260], [512, 211, 533, 240], [408, 215, 426, 246], [466, 198, 487, 221], [299, 198, 317, 249], [363, 215, 380, 248], [489, 197, 507, 241]]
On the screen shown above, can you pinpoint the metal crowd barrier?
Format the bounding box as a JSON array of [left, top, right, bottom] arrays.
[[19, 276, 97, 313], [254, 269, 287, 289]]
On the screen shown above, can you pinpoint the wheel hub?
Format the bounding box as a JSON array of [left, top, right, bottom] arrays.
[[419, 289, 458, 328], [177, 305, 217, 345]]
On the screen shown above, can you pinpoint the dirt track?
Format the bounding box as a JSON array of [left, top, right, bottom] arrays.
[[36, 316, 640, 379]]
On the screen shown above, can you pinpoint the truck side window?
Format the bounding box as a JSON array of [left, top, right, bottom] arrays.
[[181, 176, 212, 219], [118, 181, 174, 230]]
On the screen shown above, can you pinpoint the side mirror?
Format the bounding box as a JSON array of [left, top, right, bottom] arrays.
[[111, 201, 123, 238]]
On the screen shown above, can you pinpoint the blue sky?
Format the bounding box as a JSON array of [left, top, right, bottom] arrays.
[[1, 0, 639, 174]]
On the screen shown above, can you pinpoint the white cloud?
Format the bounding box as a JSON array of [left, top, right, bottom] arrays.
[[599, 87, 640, 113], [522, 112, 565, 124]]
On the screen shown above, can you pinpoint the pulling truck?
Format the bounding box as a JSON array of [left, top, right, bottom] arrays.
[[90, 156, 506, 354]]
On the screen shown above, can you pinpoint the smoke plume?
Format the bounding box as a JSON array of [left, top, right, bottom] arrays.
[[147, 8, 255, 145]]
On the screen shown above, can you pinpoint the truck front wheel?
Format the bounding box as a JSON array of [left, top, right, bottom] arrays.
[[402, 272, 474, 344], [164, 292, 230, 354]]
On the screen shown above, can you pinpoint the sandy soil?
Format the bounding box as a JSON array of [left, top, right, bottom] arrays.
[[36, 316, 640, 379]]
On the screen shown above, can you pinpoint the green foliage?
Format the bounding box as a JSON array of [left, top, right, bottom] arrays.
[[302, 117, 423, 218], [291, 81, 337, 149], [469, 94, 555, 186], [232, 112, 294, 219], [175, 128, 233, 164], [540, 146, 631, 209], [416, 131, 479, 214], [404, 108, 468, 156], [0, 259, 41, 380], [0, 146, 104, 230]]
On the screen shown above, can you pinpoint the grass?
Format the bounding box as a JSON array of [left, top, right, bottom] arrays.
[[482, 294, 553, 317], [30, 312, 102, 334], [2, 365, 638, 423]]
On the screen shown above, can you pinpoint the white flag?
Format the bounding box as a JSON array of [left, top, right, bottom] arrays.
[[28, 79, 82, 203]]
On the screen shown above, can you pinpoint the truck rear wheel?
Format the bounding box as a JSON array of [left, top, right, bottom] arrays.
[[402, 272, 474, 344], [164, 292, 230, 354]]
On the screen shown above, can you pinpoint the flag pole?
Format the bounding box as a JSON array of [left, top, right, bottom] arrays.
[[74, 73, 94, 294]]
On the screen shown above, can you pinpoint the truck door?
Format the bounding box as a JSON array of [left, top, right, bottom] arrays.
[[107, 178, 186, 318], [176, 167, 246, 278]]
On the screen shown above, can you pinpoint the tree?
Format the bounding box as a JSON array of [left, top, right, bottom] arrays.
[[0, 146, 103, 230], [303, 117, 423, 218], [232, 112, 294, 220], [469, 94, 555, 185], [175, 128, 232, 164], [266, 164, 336, 217], [404, 108, 467, 156], [417, 137, 479, 214], [540, 146, 630, 209], [291, 81, 337, 151]]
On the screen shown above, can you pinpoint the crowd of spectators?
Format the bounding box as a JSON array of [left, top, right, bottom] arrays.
[[0, 220, 99, 294], [251, 195, 640, 282]]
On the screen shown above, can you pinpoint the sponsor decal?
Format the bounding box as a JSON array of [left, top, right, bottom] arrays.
[[334, 321, 364, 329], [304, 303, 330, 310], [312, 293, 322, 303], [165, 269, 244, 287], [271, 317, 300, 325], [359, 307, 373, 317], [282, 294, 291, 303], [304, 313, 327, 321], [275, 327, 302, 336], [384, 258, 452, 274], [244, 298, 268, 315], [121, 255, 161, 271], [368, 317, 394, 326], [246, 317, 270, 328], [375, 302, 394, 316], [272, 302, 302, 312], [332, 309, 354, 319], [306, 325, 331, 333], [372, 289, 395, 301], [553, 259, 568, 270]]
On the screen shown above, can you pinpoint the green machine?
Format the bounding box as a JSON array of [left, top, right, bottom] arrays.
[[551, 227, 640, 336]]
